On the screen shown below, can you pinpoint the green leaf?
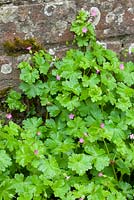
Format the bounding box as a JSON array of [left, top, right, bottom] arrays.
[[68, 154, 92, 175], [45, 135, 75, 154], [77, 101, 90, 116], [4, 121, 21, 136], [79, 56, 91, 70], [20, 68, 39, 84], [34, 55, 46, 66], [47, 104, 61, 117], [116, 159, 130, 175], [107, 192, 126, 200], [45, 118, 57, 131], [6, 90, 26, 112], [82, 74, 100, 87], [101, 72, 116, 90], [111, 128, 127, 142], [116, 97, 131, 111], [60, 70, 82, 80], [116, 82, 134, 97], [88, 101, 103, 121], [0, 150, 12, 172], [19, 80, 45, 98], [39, 62, 50, 75], [126, 109, 134, 127], [11, 174, 36, 199], [33, 51, 52, 73], [43, 81, 61, 95], [84, 145, 110, 171], [32, 155, 60, 179], [73, 182, 94, 198], [56, 93, 80, 111], [67, 116, 87, 137], [22, 117, 43, 132], [94, 155, 110, 171], [62, 78, 81, 95], [52, 179, 70, 199], [0, 179, 15, 200], [80, 88, 90, 100], [77, 37, 89, 47], [88, 86, 102, 102], [18, 61, 31, 69], [15, 142, 34, 167], [118, 63, 134, 86], [87, 185, 107, 200], [118, 181, 134, 199]]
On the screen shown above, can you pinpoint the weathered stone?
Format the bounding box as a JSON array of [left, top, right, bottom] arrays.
[[0, 1, 76, 53], [0, 56, 20, 96], [0, 0, 134, 94]]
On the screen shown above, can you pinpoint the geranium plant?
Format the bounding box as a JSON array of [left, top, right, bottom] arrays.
[[1, 10, 134, 199]]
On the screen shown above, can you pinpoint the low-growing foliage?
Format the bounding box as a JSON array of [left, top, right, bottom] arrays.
[[1, 10, 134, 199]]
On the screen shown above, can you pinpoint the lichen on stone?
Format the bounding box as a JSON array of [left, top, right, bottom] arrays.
[[90, 7, 101, 26], [1, 63, 12, 74], [0, 5, 18, 23]]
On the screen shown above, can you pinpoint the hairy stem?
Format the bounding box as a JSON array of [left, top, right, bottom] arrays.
[[103, 139, 118, 181]]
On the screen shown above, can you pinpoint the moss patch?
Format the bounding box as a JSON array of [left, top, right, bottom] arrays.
[[3, 37, 43, 56]]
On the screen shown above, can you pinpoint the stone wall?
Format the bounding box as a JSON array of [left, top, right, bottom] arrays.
[[0, 0, 134, 94]]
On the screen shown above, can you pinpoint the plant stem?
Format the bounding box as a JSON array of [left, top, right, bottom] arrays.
[[103, 139, 118, 181]]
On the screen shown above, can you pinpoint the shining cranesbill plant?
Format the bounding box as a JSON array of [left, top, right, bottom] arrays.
[[1, 10, 134, 200]]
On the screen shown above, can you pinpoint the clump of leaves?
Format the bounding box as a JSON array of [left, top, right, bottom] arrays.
[[3, 37, 43, 56], [1, 10, 134, 199]]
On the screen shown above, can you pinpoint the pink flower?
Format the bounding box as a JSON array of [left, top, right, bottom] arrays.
[[79, 198, 84, 200], [34, 149, 38, 155], [6, 113, 12, 120], [96, 69, 100, 74], [69, 113, 75, 119], [82, 27, 88, 33], [120, 63, 124, 70], [37, 131, 41, 136], [98, 172, 103, 177], [79, 138, 84, 143], [90, 8, 97, 16], [130, 134, 134, 139], [26, 46, 32, 51], [100, 123, 105, 128], [56, 75, 61, 80]]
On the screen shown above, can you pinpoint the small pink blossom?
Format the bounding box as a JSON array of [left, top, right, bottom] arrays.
[[6, 113, 12, 120], [37, 131, 41, 136], [96, 69, 100, 74], [69, 113, 75, 119], [79, 138, 84, 143], [90, 8, 97, 16], [79, 198, 84, 200], [130, 133, 134, 139], [100, 123, 105, 128], [120, 63, 124, 70], [26, 46, 32, 51], [82, 27, 88, 33], [56, 75, 61, 80], [34, 149, 38, 155], [98, 172, 103, 177]]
